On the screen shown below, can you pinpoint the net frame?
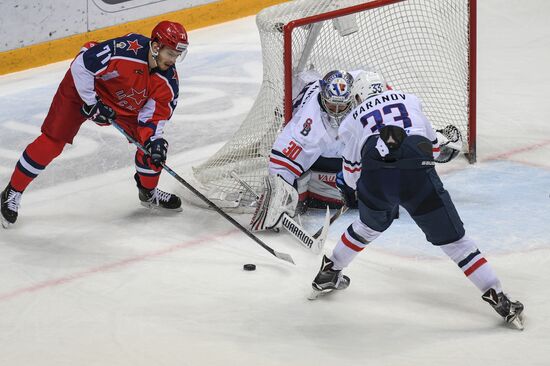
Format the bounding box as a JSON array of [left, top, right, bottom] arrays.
[[282, 0, 476, 161]]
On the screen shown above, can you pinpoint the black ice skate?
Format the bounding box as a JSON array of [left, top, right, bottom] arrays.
[[1, 184, 22, 228], [482, 288, 525, 330], [308, 255, 350, 300], [135, 174, 182, 212]]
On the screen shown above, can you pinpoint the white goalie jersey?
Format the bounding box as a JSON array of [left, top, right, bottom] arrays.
[[269, 73, 344, 185], [339, 89, 441, 189]]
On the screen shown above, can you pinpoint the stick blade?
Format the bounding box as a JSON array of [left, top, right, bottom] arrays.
[[274, 250, 295, 265]]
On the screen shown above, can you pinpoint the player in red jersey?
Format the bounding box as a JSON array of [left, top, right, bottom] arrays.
[[1, 21, 189, 228]]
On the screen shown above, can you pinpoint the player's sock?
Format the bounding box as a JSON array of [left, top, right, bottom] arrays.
[[9, 133, 65, 192], [330, 219, 381, 270], [134, 150, 161, 190], [440, 235, 502, 293]]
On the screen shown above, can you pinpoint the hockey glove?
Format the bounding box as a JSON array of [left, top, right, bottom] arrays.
[[81, 99, 116, 126], [435, 125, 463, 163], [144, 138, 169, 168], [336, 171, 357, 208]]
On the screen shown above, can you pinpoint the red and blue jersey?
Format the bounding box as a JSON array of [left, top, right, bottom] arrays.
[[70, 33, 179, 143]]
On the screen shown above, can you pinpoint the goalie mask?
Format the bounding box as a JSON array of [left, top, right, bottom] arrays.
[[319, 70, 354, 124], [352, 70, 387, 104]]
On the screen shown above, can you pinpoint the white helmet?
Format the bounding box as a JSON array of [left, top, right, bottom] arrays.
[[319, 70, 354, 122], [352, 70, 387, 104]]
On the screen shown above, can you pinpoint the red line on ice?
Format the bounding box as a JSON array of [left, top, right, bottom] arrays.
[[0, 229, 237, 302]]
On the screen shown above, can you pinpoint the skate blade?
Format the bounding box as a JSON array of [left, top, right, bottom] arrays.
[[1, 217, 11, 229], [507, 314, 525, 331], [140, 202, 183, 212], [307, 288, 333, 301]]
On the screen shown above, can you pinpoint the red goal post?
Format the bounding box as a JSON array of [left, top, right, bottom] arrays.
[[282, 0, 477, 160], [193, 0, 477, 211]]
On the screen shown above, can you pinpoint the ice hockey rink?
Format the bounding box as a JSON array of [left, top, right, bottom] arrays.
[[1, 1, 549, 365]]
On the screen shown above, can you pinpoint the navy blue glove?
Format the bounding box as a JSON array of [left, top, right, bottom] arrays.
[[336, 171, 358, 208], [81, 99, 116, 126], [144, 138, 169, 168]]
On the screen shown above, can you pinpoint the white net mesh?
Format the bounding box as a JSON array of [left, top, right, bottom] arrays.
[[193, 0, 473, 209]]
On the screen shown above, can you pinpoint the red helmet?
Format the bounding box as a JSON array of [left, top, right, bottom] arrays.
[[151, 21, 188, 52]]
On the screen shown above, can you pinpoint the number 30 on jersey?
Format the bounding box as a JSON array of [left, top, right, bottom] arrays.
[[282, 140, 303, 160]]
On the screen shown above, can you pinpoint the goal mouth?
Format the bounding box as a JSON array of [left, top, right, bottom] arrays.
[[193, 0, 476, 210]]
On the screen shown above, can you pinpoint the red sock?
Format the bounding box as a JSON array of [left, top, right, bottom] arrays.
[[10, 133, 65, 192], [134, 149, 161, 190]]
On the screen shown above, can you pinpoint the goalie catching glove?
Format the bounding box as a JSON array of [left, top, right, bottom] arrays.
[[435, 124, 463, 163], [250, 175, 299, 231]]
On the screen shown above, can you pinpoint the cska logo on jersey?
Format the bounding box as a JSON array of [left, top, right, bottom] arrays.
[[125, 88, 147, 105], [127, 39, 143, 55], [115, 88, 148, 110]]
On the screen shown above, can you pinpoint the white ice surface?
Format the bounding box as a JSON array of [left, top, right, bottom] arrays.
[[1, 2, 550, 365]]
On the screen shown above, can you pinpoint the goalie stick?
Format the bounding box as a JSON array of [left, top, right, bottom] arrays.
[[230, 171, 330, 254], [111, 121, 295, 265], [312, 205, 349, 239]]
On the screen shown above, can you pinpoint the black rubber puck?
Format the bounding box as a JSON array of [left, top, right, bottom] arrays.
[[243, 264, 256, 271]]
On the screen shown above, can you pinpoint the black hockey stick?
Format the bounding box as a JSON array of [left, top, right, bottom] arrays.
[[111, 121, 295, 265]]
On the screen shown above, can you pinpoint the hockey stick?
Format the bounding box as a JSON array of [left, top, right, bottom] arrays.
[[312, 205, 349, 239], [230, 171, 330, 254], [111, 121, 295, 265]]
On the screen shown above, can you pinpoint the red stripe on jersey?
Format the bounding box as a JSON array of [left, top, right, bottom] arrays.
[[269, 157, 302, 176], [341, 233, 364, 252], [344, 166, 361, 173], [464, 258, 487, 276]]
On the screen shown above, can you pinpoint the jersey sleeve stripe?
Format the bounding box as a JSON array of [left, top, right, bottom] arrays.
[[344, 165, 361, 173], [270, 149, 305, 172], [269, 158, 302, 177], [343, 157, 361, 166]]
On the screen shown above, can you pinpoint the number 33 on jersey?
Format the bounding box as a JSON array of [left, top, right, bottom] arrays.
[[338, 89, 440, 189]]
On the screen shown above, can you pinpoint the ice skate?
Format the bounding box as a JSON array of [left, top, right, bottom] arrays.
[[482, 288, 525, 330], [135, 174, 182, 212], [1, 184, 22, 228], [308, 255, 350, 300]]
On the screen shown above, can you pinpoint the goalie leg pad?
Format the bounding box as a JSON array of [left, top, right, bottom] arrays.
[[308, 171, 343, 205], [250, 175, 299, 231]]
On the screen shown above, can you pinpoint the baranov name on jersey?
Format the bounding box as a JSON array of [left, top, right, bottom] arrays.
[[352, 93, 407, 119]]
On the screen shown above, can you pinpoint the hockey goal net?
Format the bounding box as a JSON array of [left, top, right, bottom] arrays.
[[193, 0, 476, 210]]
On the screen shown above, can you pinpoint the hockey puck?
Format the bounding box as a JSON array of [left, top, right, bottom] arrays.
[[243, 264, 256, 271]]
